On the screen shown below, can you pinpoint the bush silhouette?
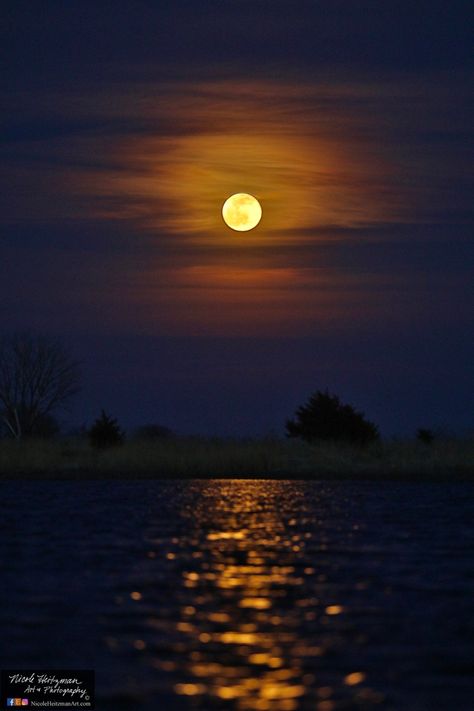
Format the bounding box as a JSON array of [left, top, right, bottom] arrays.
[[134, 424, 174, 440], [286, 390, 379, 445], [30, 413, 60, 439], [89, 410, 125, 449], [417, 428, 435, 445]]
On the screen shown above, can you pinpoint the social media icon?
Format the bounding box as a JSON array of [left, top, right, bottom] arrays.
[[22, 702, 29, 707], [7, 700, 15, 707], [15, 701, 23, 707]]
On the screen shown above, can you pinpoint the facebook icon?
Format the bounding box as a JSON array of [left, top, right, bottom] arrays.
[[7, 700, 16, 707]]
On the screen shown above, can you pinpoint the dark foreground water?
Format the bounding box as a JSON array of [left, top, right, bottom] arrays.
[[1, 480, 473, 711]]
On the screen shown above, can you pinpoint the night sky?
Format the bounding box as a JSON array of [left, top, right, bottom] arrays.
[[1, 1, 473, 436]]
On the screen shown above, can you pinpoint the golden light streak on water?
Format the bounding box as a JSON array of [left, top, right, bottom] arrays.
[[133, 480, 383, 710], [163, 481, 313, 709]]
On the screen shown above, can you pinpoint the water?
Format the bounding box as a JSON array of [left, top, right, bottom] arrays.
[[1, 479, 473, 711]]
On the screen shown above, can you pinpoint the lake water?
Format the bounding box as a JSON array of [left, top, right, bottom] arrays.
[[1, 479, 473, 711]]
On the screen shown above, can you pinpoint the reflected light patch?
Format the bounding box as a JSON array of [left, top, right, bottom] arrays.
[[174, 683, 206, 696], [239, 597, 272, 609], [344, 672, 366, 686]]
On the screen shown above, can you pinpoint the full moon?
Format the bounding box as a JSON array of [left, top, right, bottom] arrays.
[[222, 193, 262, 231]]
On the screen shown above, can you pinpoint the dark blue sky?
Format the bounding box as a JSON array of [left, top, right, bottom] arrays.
[[1, 1, 473, 436]]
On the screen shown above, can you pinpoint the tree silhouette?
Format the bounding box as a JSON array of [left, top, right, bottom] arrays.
[[286, 390, 379, 445], [89, 410, 125, 449], [0, 334, 80, 440]]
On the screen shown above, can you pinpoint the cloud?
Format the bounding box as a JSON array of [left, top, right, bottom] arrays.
[[2, 73, 472, 249], [51, 78, 423, 241], [1, 72, 472, 341]]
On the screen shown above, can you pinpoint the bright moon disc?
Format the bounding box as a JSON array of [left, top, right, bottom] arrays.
[[222, 193, 262, 231]]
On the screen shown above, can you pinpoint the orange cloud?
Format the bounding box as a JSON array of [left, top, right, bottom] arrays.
[[84, 79, 406, 243]]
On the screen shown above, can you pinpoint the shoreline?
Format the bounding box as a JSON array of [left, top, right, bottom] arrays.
[[0, 437, 473, 482], [2, 470, 473, 483]]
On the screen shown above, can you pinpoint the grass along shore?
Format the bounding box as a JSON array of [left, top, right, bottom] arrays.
[[0, 436, 473, 481]]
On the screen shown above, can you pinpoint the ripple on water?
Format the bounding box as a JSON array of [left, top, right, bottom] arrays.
[[0, 479, 473, 710]]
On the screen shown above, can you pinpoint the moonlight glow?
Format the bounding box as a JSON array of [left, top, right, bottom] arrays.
[[222, 193, 262, 231]]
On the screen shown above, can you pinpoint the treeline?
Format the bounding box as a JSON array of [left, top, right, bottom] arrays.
[[0, 334, 464, 449]]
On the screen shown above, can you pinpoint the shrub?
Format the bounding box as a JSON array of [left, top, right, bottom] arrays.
[[286, 390, 379, 445], [89, 410, 125, 449], [134, 424, 174, 440], [417, 428, 435, 445], [30, 413, 60, 439]]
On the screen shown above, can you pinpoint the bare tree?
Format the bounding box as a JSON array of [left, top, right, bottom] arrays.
[[0, 334, 81, 440]]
